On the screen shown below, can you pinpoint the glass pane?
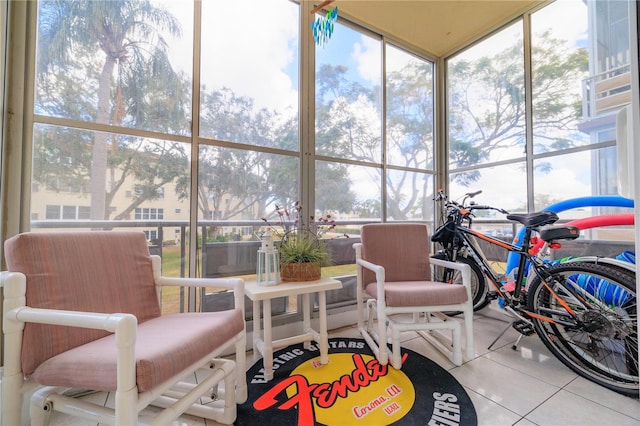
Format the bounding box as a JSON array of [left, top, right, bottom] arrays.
[[533, 151, 592, 213], [447, 22, 525, 169], [531, 1, 590, 154], [197, 146, 299, 317], [197, 144, 299, 315], [35, 1, 193, 135], [533, 146, 634, 249], [32, 123, 191, 223], [386, 45, 434, 170], [31, 123, 192, 315], [533, 148, 623, 215], [197, 145, 299, 225], [315, 22, 382, 162], [449, 162, 527, 214], [199, 0, 299, 149], [386, 169, 434, 221], [315, 159, 380, 221]]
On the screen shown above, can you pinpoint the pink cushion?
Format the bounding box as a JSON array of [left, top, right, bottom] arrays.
[[4, 232, 161, 377], [360, 223, 431, 286], [365, 280, 468, 307], [30, 311, 244, 392]]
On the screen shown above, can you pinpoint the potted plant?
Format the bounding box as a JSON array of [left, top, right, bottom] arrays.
[[262, 202, 341, 282]]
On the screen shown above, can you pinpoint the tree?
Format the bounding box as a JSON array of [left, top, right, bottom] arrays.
[[316, 62, 435, 220], [37, 0, 182, 220], [198, 84, 356, 226], [448, 34, 588, 186], [385, 59, 435, 220]]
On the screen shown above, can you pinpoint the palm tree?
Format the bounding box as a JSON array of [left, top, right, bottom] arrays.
[[37, 0, 181, 220]]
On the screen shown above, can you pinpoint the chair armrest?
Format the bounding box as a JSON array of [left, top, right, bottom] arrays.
[[155, 275, 244, 292], [356, 258, 386, 302], [356, 258, 384, 277], [151, 255, 244, 292], [1, 271, 135, 334], [6, 306, 136, 334], [150, 256, 245, 314], [430, 257, 472, 289]]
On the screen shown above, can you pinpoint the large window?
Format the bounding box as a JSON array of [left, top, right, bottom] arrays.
[[446, 0, 634, 251], [315, 23, 436, 223], [29, 1, 436, 317], [447, 22, 525, 213], [315, 22, 382, 224]]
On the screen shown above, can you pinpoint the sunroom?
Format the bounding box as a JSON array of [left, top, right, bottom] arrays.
[[1, 0, 638, 424]]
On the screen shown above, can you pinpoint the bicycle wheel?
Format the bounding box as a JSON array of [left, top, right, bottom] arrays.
[[432, 253, 489, 312], [527, 262, 638, 397]]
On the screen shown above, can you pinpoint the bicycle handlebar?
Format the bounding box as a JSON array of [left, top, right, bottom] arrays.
[[435, 190, 510, 215], [469, 205, 510, 214]]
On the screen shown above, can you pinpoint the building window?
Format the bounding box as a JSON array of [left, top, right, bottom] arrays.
[[45, 205, 90, 220], [62, 205, 76, 219], [45, 205, 60, 220], [135, 208, 164, 220], [144, 230, 158, 242]]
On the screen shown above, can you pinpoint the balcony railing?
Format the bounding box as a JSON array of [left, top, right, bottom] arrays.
[[582, 64, 632, 121]]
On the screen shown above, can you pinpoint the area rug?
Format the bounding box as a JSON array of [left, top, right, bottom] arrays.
[[237, 337, 477, 426]]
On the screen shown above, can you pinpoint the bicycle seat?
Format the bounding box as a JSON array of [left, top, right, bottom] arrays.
[[507, 211, 559, 227], [538, 225, 580, 242]]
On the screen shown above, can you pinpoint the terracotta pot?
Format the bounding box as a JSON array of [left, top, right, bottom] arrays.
[[280, 261, 321, 282]]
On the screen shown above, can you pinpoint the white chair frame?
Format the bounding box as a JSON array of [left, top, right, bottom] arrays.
[[355, 243, 474, 368], [1, 255, 247, 426]]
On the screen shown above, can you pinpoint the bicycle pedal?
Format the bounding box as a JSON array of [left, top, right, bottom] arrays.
[[512, 320, 535, 336], [486, 291, 499, 301]]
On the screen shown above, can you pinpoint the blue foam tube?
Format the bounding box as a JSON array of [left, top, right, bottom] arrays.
[[504, 195, 635, 275]]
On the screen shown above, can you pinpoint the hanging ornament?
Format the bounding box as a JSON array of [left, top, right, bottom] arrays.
[[312, 6, 338, 47]]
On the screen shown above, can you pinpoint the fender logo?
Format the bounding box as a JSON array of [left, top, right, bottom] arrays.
[[253, 352, 408, 426]]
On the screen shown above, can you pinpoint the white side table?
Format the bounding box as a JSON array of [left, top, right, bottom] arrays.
[[244, 277, 342, 381]]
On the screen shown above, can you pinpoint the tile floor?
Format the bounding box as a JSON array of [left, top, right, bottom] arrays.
[[12, 305, 640, 425]]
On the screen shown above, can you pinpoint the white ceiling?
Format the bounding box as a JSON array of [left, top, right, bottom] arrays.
[[328, 0, 544, 57]]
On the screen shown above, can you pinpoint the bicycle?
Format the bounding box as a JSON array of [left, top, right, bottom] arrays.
[[430, 189, 638, 397]]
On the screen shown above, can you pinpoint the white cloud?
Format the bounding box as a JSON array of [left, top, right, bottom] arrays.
[[449, 152, 593, 214], [353, 35, 381, 84], [162, 0, 299, 114], [452, 0, 588, 62], [532, 0, 588, 46]]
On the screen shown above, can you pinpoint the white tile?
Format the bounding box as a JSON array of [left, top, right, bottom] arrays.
[[564, 376, 640, 420], [48, 391, 113, 426], [484, 335, 577, 388], [466, 388, 523, 426], [526, 389, 639, 426], [450, 356, 561, 416], [193, 367, 211, 384]]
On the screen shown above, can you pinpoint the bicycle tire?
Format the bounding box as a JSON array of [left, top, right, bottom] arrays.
[[432, 252, 490, 313], [527, 262, 638, 397]]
